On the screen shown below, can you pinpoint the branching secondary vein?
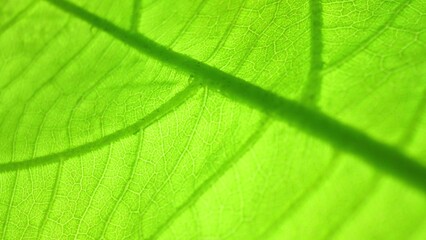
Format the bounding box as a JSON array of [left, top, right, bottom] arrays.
[[43, 0, 426, 193], [0, 82, 202, 173], [29, 0, 426, 194], [130, 0, 142, 32], [0, 1, 39, 36], [148, 119, 270, 240], [324, 0, 412, 74], [301, 0, 323, 107]]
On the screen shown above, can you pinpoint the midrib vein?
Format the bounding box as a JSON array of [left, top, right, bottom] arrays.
[[23, 0, 426, 193], [0, 82, 201, 173]]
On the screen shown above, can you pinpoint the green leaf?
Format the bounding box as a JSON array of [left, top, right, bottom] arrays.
[[0, 0, 425, 239]]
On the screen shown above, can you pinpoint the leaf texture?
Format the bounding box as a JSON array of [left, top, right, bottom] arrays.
[[0, 0, 425, 239]]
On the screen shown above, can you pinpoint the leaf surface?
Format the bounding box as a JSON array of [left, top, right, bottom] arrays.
[[0, 0, 425, 239]]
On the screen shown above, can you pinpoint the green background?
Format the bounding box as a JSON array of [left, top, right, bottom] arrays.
[[0, 0, 425, 239]]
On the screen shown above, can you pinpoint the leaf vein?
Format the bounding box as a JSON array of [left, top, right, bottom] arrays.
[[324, 0, 413, 74], [149, 118, 270, 240], [130, 0, 142, 32], [300, 0, 324, 107], [42, 0, 426, 193], [0, 1, 38, 36], [259, 152, 340, 239], [0, 82, 202, 174]]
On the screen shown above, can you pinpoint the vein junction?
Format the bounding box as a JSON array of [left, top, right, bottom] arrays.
[[13, 0, 426, 194]]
